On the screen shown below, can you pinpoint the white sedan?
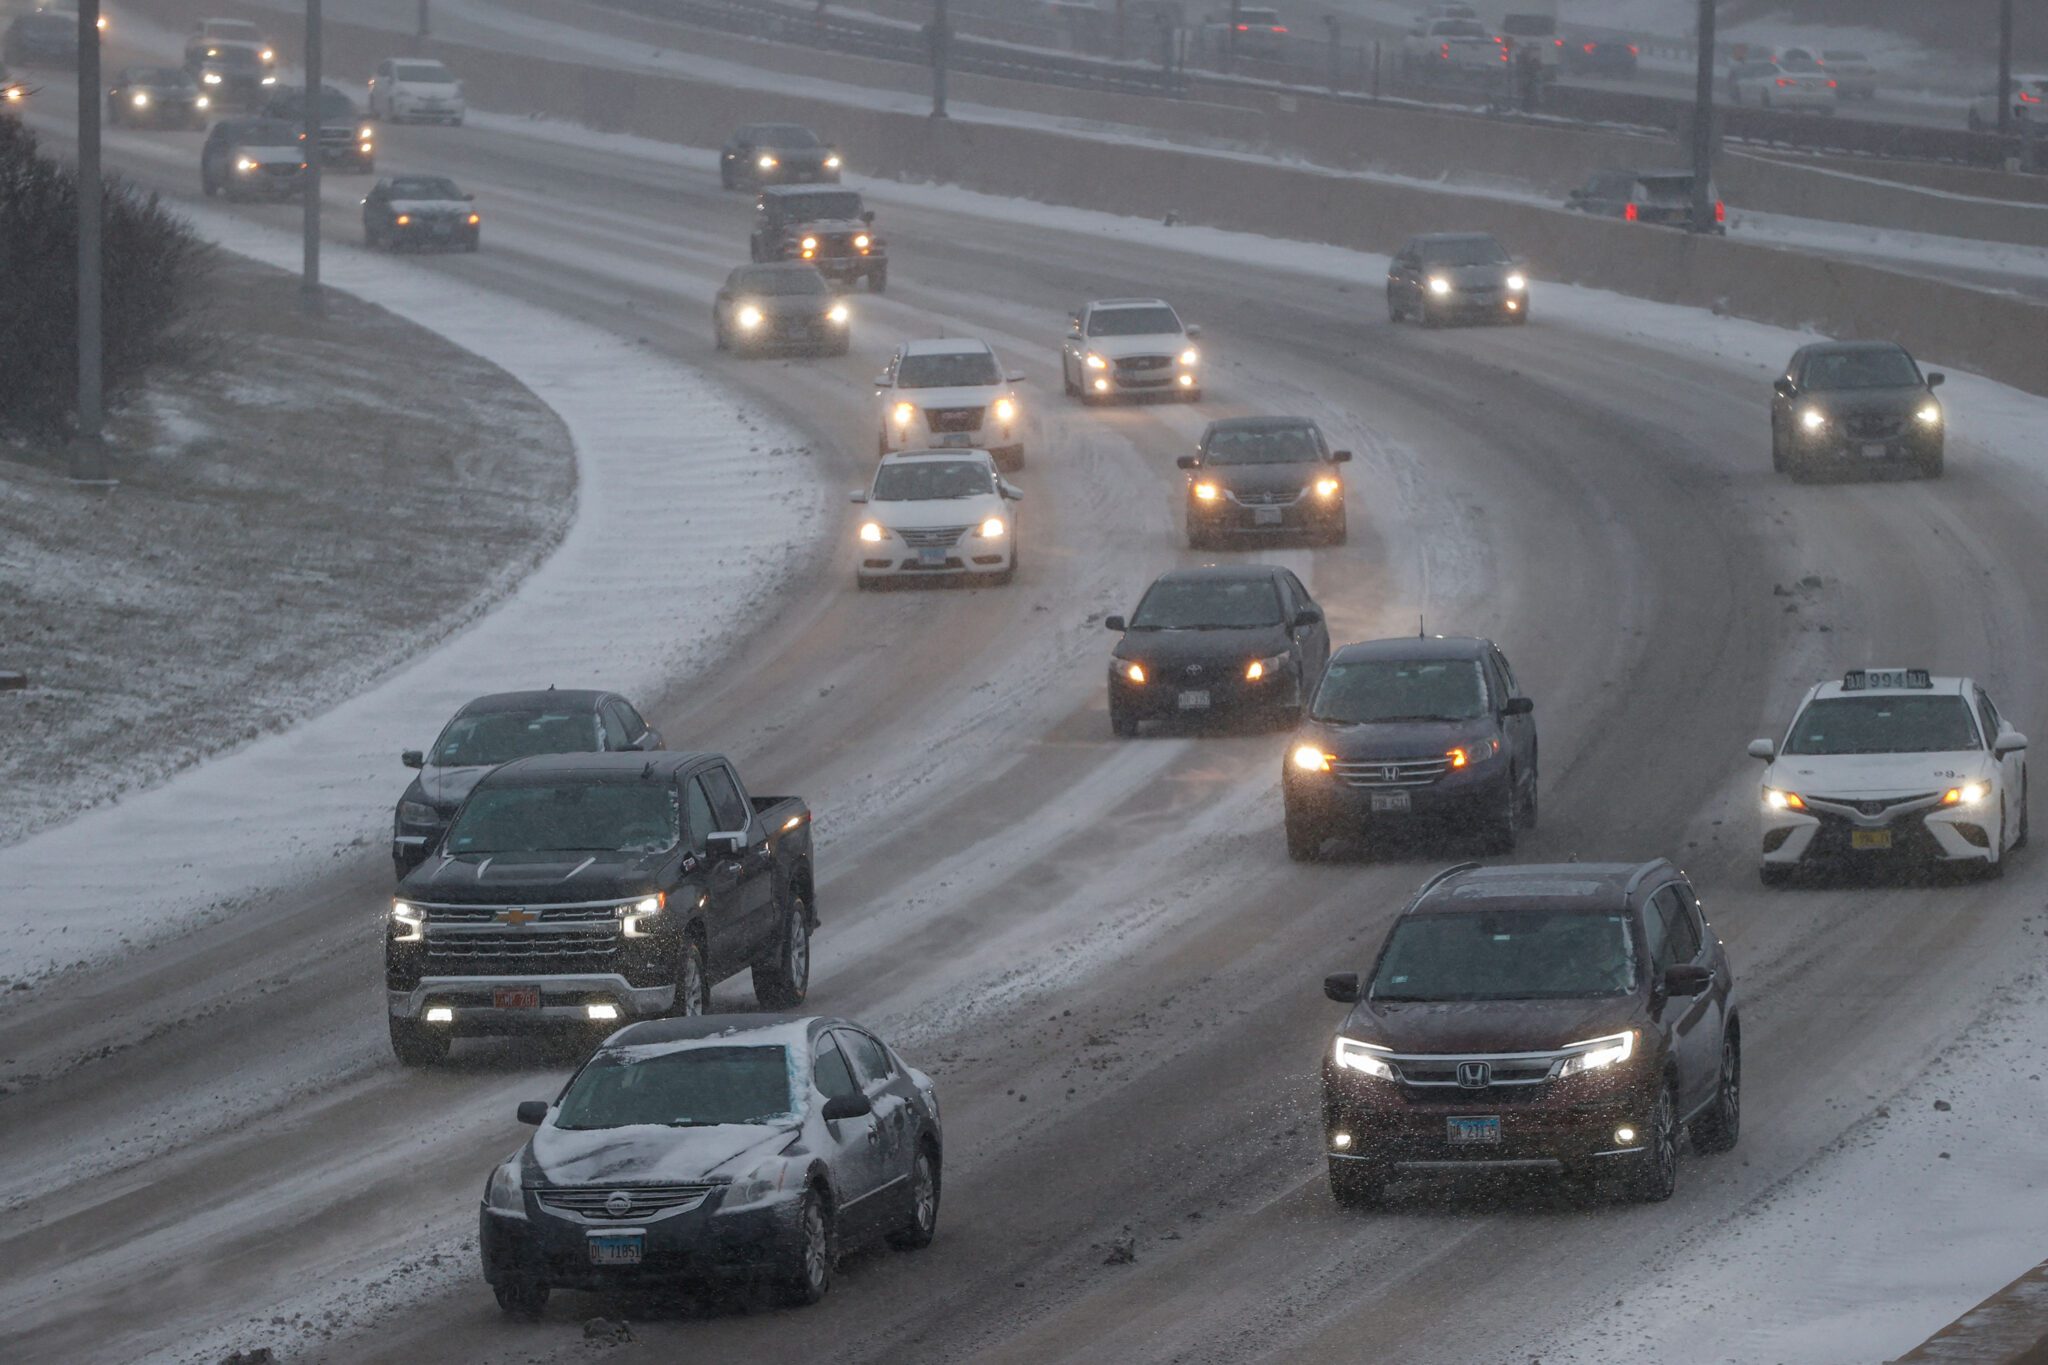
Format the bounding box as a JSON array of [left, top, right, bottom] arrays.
[[1749, 668, 2029, 886], [876, 338, 1026, 470], [1060, 298, 1202, 404], [1728, 61, 1838, 112], [367, 57, 465, 124], [851, 450, 1022, 587]]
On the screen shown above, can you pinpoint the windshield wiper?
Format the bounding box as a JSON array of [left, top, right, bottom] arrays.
[[1362, 714, 1474, 723]]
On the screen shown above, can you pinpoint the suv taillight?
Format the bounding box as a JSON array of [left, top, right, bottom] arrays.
[[1624, 202, 1638, 221], [1715, 199, 1727, 223]]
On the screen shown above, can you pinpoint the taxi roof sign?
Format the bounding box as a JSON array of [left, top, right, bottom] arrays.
[[1842, 668, 1932, 691]]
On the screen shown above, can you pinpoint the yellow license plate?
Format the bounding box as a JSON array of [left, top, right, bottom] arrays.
[[1851, 829, 1892, 851]]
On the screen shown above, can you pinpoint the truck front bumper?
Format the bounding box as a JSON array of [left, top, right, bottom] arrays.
[[388, 975, 675, 1030]]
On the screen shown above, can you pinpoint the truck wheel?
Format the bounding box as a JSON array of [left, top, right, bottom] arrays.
[[1482, 775, 1519, 854], [674, 936, 709, 1017], [389, 1016, 450, 1066], [492, 1275, 549, 1319], [1285, 804, 1327, 862], [752, 892, 810, 1010], [1690, 1030, 1741, 1154], [1328, 1158, 1384, 1209]]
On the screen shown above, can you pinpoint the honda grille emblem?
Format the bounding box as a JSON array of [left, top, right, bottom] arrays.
[[1381, 766, 1400, 783], [496, 907, 539, 926], [1456, 1061, 1491, 1089], [604, 1191, 633, 1217]]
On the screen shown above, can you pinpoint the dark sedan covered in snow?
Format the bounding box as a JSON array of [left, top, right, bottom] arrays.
[[363, 174, 481, 251]]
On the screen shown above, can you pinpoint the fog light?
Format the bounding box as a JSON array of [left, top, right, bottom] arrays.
[[587, 1003, 620, 1021], [425, 1006, 454, 1023], [1505, 299, 1520, 311], [1178, 373, 1195, 387], [1093, 378, 1110, 392], [1332, 1132, 1353, 1150], [1615, 1126, 1636, 1144]]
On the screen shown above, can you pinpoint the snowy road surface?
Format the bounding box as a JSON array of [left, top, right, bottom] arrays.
[[7, 32, 2048, 1365]]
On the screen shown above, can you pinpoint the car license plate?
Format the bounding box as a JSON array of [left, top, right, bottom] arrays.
[[493, 985, 541, 1010], [935, 433, 975, 447], [587, 1233, 644, 1266], [1447, 1116, 1501, 1145], [1862, 443, 1889, 459], [1177, 689, 1210, 710], [1851, 829, 1892, 851], [1253, 507, 1283, 526], [1370, 790, 1411, 814], [917, 546, 947, 566]]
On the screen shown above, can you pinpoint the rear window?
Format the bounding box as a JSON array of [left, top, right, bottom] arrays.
[[1239, 8, 1282, 24], [394, 62, 452, 81], [1635, 176, 1698, 204]]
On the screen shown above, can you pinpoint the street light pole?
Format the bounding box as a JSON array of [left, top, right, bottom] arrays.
[[75, 0, 104, 455], [302, 0, 323, 313], [1996, 0, 2014, 139], [1689, 0, 1717, 233]]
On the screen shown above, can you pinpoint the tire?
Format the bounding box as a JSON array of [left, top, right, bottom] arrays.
[[1109, 695, 1138, 738], [869, 266, 887, 293], [780, 1191, 834, 1306], [752, 891, 811, 1010], [1285, 802, 1326, 862], [1621, 1081, 1679, 1202], [1691, 1030, 1742, 1155], [1520, 761, 1540, 830], [388, 1016, 450, 1066], [1062, 360, 1079, 398], [885, 1144, 940, 1250], [1482, 775, 1518, 855], [492, 1275, 548, 1319], [1982, 802, 2007, 880], [1759, 862, 1793, 888], [1387, 291, 1403, 323], [1328, 1158, 1384, 1209], [1770, 426, 1787, 474], [719, 160, 735, 189], [2015, 778, 2029, 849], [674, 935, 709, 1017], [1918, 446, 1945, 479]]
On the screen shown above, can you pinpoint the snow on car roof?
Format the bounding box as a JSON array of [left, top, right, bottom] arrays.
[[1092, 297, 1171, 308], [604, 1014, 825, 1054], [901, 336, 992, 357], [879, 447, 998, 466]]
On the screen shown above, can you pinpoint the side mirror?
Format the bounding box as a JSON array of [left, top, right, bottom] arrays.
[[1747, 738, 1777, 761], [1184, 324, 1202, 339], [633, 729, 663, 751], [1772, 377, 1796, 398], [1926, 372, 1945, 389], [1501, 696, 1534, 717], [872, 372, 892, 387], [1293, 607, 1323, 628], [1065, 329, 1084, 343], [1175, 454, 1200, 470], [706, 831, 747, 859], [1103, 614, 1127, 633], [1663, 963, 1714, 998], [999, 480, 1024, 501], [1006, 370, 1025, 384], [1331, 449, 1352, 463], [849, 489, 869, 503], [402, 749, 424, 769], [1994, 732, 2028, 757], [1323, 972, 1361, 1003], [860, 209, 876, 224], [822, 1091, 873, 1122], [515, 1101, 548, 1126]]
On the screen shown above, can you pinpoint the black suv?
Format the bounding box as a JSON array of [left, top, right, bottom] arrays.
[[262, 83, 373, 172], [1177, 416, 1350, 548], [1321, 860, 1740, 1207], [750, 186, 886, 292], [1283, 635, 1536, 860], [1770, 340, 1944, 480]]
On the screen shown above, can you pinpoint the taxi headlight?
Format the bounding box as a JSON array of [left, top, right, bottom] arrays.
[[132, 92, 150, 107], [1313, 477, 1341, 498], [1292, 744, 1331, 773], [1333, 1037, 1395, 1079], [617, 893, 664, 937], [1427, 276, 1452, 295], [979, 517, 1006, 539], [758, 154, 778, 170], [1084, 353, 1108, 370], [390, 900, 424, 943], [1556, 1029, 1636, 1077], [1179, 347, 1199, 366], [236, 156, 257, 172], [859, 521, 886, 543], [825, 154, 843, 169], [484, 1162, 525, 1215], [853, 232, 870, 249], [892, 401, 917, 425], [827, 302, 850, 324], [737, 304, 764, 329], [1122, 662, 1147, 685], [1764, 787, 1806, 811], [1943, 782, 1987, 807], [1916, 403, 1942, 426], [1192, 481, 1219, 501], [1800, 408, 1827, 431], [1505, 272, 1527, 291], [203, 72, 223, 84], [992, 397, 1016, 422]]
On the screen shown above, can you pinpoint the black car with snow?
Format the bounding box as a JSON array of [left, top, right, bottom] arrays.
[[1178, 416, 1350, 548], [391, 688, 663, 878], [1283, 635, 1537, 860], [1386, 232, 1529, 326], [1105, 565, 1331, 735], [108, 65, 209, 128], [712, 263, 851, 356], [720, 122, 843, 189], [385, 751, 816, 1064], [482, 1014, 941, 1313], [1320, 860, 1739, 1207], [363, 174, 481, 251], [261, 83, 374, 172], [1770, 340, 1945, 480], [749, 186, 886, 292]]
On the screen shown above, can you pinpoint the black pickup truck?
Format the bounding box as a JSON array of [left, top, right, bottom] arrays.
[[749, 185, 887, 292], [385, 751, 816, 1065], [262, 83, 374, 173]]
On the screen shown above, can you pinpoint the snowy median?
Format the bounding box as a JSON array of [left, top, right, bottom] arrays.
[[0, 207, 825, 988]]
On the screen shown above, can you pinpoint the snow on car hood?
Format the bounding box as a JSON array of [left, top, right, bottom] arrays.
[[526, 1121, 793, 1186], [1766, 750, 1992, 797], [1083, 333, 1187, 360], [874, 491, 1006, 531]]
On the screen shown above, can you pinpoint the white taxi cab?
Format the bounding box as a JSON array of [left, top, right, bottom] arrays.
[[1748, 668, 2028, 885]]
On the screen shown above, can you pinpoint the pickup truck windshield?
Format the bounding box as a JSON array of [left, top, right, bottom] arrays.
[[1205, 425, 1320, 464], [1313, 658, 1488, 723], [897, 352, 1000, 387], [1784, 696, 1980, 755], [1131, 578, 1281, 629], [555, 1046, 796, 1129], [1801, 350, 1921, 390], [1088, 306, 1181, 337], [1371, 911, 1636, 1001], [874, 460, 994, 500], [776, 191, 863, 221], [445, 782, 680, 855], [433, 709, 600, 767]]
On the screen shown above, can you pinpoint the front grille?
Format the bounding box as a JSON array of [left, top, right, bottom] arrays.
[[420, 902, 621, 924], [1229, 489, 1300, 507], [1331, 756, 1451, 789], [805, 232, 855, 258], [1397, 1057, 1554, 1087], [898, 525, 968, 549], [537, 1185, 718, 1220], [924, 406, 985, 434], [1808, 793, 1938, 819], [1845, 415, 1905, 440], [1114, 354, 1172, 372]]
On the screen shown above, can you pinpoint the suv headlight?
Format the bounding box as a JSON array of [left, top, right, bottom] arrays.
[[1292, 745, 1331, 772], [1179, 347, 1199, 366], [1246, 652, 1287, 682], [992, 396, 1016, 423], [1084, 353, 1108, 370], [397, 800, 440, 826], [727, 1153, 799, 1208], [617, 893, 664, 937], [1312, 477, 1341, 498], [1427, 276, 1452, 295], [859, 521, 887, 543], [1333, 1037, 1395, 1079], [484, 1162, 526, 1216], [390, 900, 424, 943], [892, 401, 916, 426], [1800, 408, 1827, 431], [1916, 402, 1942, 426], [1556, 1030, 1636, 1077], [1505, 272, 1527, 290]]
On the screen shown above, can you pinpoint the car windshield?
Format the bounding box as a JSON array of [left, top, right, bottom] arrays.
[[433, 709, 600, 766], [1370, 910, 1637, 1001], [1801, 349, 1920, 390], [1088, 306, 1181, 336], [243, 119, 302, 143], [1130, 577, 1282, 629], [777, 191, 863, 220], [897, 352, 1000, 387], [388, 177, 462, 200], [1783, 695, 1981, 755], [1419, 236, 1509, 266], [1313, 657, 1488, 723], [735, 269, 828, 296], [1239, 8, 1281, 23], [754, 124, 820, 147], [395, 62, 452, 81], [555, 1046, 797, 1129], [136, 67, 194, 86], [206, 21, 260, 39], [1204, 424, 1321, 464], [444, 781, 681, 856], [873, 460, 994, 500]]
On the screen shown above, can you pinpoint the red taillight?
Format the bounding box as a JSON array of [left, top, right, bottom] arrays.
[[2021, 91, 2042, 103], [1271, 24, 1287, 33], [1235, 23, 1248, 30], [1583, 42, 1596, 52], [1826, 78, 1837, 87], [1554, 37, 1565, 46], [1626, 43, 1639, 55], [1715, 199, 1726, 223], [1624, 202, 1638, 221], [1776, 77, 1792, 86], [1440, 43, 1450, 57]]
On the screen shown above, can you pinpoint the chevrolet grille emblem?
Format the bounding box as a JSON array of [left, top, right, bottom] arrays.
[[497, 908, 540, 926]]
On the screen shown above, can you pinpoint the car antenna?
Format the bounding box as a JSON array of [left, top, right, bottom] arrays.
[[642, 759, 655, 779], [547, 683, 555, 690], [1418, 614, 1425, 639]]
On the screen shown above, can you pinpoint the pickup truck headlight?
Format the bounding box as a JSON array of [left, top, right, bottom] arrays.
[[1333, 1037, 1395, 1079], [390, 900, 424, 943], [853, 232, 870, 248], [1800, 408, 1827, 431], [484, 1162, 526, 1216], [992, 397, 1016, 423], [1556, 1029, 1636, 1077], [1084, 353, 1108, 370], [1427, 276, 1452, 295], [800, 235, 818, 251], [397, 800, 439, 826], [617, 893, 664, 936]]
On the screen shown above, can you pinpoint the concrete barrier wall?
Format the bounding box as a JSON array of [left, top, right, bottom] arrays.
[[146, 0, 2048, 396]]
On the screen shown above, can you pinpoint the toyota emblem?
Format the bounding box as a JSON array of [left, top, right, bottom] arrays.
[[604, 1191, 633, 1217], [1184, 664, 1204, 678]]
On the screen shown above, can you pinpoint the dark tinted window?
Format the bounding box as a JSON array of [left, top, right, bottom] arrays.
[[1417, 236, 1509, 266], [555, 1045, 795, 1129], [702, 765, 748, 831], [897, 351, 1001, 387], [615, 700, 648, 739], [1370, 910, 1636, 1001], [1129, 577, 1282, 629], [1088, 306, 1181, 336], [1800, 349, 1921, 390], [432, 707, 600, 766], [1203, 424, 1323, 464], [1784, 696, 1980, 755], [1650, 886, 1698, 967], [813, 1036, 861, 1101], [1312, 657, 1487, 723]]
